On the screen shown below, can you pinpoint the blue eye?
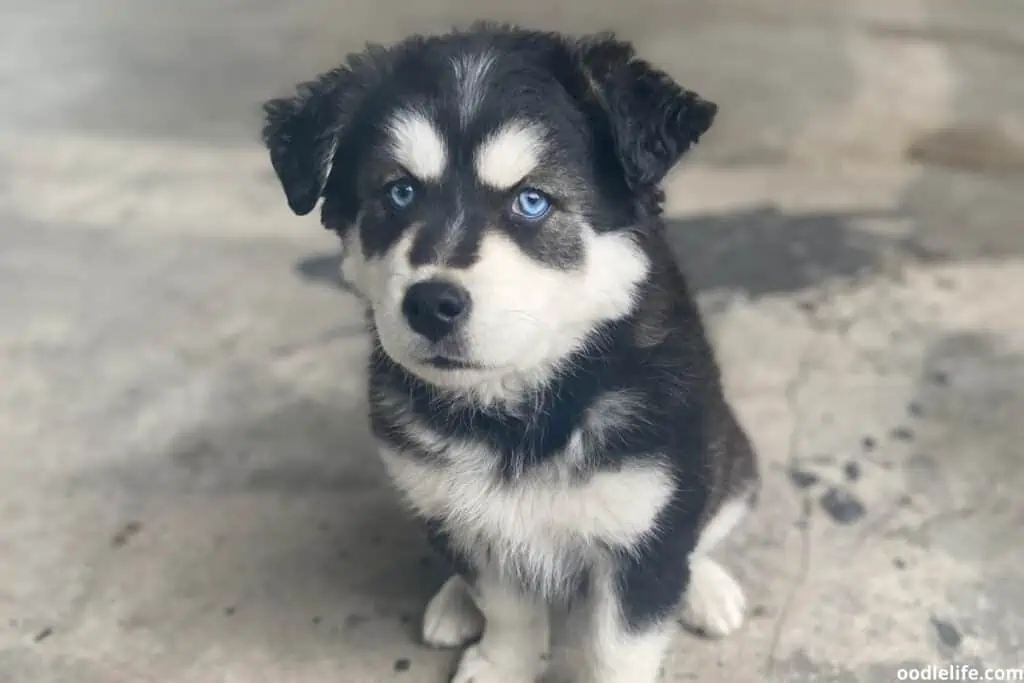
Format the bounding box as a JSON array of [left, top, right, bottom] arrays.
[[386, 180, 416, 209], [512, 188, 552, 220]]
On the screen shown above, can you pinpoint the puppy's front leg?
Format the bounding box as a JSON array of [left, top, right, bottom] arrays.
[[548, 567, 675, 683], [451, 571, 549, 683]]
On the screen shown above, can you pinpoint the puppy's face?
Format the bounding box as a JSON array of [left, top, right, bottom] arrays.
[[263, 26, 716, 391]]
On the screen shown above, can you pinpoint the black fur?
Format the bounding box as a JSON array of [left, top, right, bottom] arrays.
[[572, 33, 717, 195], [262, 46, 388, 216]]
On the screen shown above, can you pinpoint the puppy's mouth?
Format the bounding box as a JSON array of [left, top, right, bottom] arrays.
[[406, 336, 486, 371], [421, 355, 486, 370]]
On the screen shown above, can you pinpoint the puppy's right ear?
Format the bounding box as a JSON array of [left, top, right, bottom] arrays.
[[261, 50, 384, 216]]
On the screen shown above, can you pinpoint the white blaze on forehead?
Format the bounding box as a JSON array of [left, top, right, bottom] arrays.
[[453, 51, 495, 127], [474, 120, 546, 190], [385, 109, 447, 181]]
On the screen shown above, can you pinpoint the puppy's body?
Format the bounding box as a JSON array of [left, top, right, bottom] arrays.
[[262, 24, 759, 683]]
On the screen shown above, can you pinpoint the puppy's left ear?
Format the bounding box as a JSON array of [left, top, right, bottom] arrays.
[[261, 49, 384, 216], [574, 35, 717, 193]]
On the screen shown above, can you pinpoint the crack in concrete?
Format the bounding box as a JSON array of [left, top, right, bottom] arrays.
[[766, 312, 822, 675], [765, 287, 872, 673], [884, 504, 983, 543]]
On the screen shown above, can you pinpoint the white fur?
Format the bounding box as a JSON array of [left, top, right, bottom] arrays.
[[335, 209, 371, 298], [361, 225, 648, 402], [560, 390, 649, 467], [453, 51, 496, 127], [453, 643, 543, 683], [694, 494, 751, 556], [681, 556, 747, 638], [319, 137, 339, 196], [422, 575, 484, 648], [679, 492, 752, 638], [579, 390, 650, 447], [549, 566, 671, 683], [474, 120, 546, 189], [451, 572, 549, 683], [379, 440, 673, 597], [579, 623, 671, 683], [385, 109, 447, 181]]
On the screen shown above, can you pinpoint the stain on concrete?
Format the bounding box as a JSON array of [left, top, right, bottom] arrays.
[[111, 521, 143, 548], [787, 466, 820, 489], [908, 125, 1024, 176], [170, 437, 220, 474], [931, 616, 963, 651], [868, 21, 1024, 59], [882, 331, 1024, 565], [890, 426, 915, 442], [914, 333, 1024, 493], [344, 613, 369, 629], [820, 487, 867, 524]]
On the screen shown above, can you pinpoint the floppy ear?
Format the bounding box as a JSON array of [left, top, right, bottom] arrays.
[[261, 49, 384, 216], [574, 34, 717, 193]]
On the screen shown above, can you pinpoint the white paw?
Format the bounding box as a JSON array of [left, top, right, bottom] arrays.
[[423, 576, 485, 649], [451, 644, 541, 683], [681, 556, 747, 638]]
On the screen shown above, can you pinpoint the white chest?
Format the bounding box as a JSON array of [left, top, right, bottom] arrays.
[[378, 442, 673, 592]]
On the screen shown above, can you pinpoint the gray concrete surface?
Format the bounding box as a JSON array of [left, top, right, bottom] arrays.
[[1, 0, 1023, 681]]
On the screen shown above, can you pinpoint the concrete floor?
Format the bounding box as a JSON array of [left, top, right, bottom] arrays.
[[1, 0, 1023, 681]]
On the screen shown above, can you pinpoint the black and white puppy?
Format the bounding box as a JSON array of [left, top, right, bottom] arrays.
[[261, 23, 759, 683]]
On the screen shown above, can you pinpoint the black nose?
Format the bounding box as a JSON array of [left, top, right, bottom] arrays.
[[401, 279, 471, 342]]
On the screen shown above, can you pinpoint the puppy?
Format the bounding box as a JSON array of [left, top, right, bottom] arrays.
[[261, 23, 759, 683]]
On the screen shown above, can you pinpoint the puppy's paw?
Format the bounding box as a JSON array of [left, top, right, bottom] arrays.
[[681, 556, 747, 638], [451, 644, 541, 683], [423, 575, 484, 649]]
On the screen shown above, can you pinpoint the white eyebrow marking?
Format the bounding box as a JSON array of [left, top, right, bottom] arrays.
[[474, 120, 547, 190], [385, 109, 447, 181]]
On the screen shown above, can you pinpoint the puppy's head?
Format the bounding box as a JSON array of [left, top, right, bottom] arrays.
[[263, 25, 716, 392]]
